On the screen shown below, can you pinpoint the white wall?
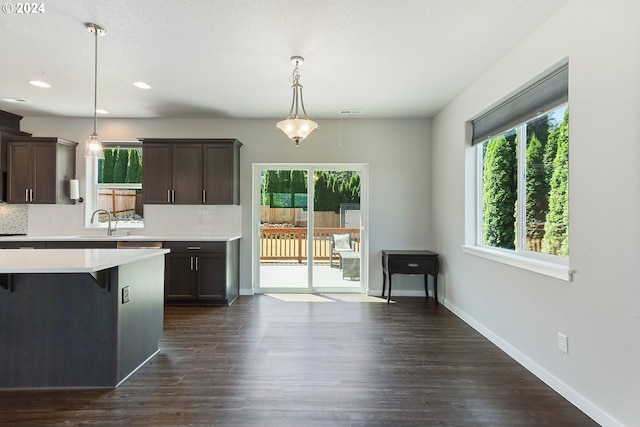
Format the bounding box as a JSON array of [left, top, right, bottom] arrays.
[[431, 1, 640, 426], [20, 116, 433, 296]]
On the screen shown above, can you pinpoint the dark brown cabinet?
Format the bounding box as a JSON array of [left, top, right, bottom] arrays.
[[142, 138, 241, 205], [0, 110, 31, 202], [6, 137, 77, 204], [164, 240, 239, 305]]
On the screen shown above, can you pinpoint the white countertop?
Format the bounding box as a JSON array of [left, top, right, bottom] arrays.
[[0, 234, 241, 242], [0, 248, 170, 273]]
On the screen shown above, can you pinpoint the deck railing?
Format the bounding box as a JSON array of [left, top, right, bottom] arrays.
[[260, 227, 360, 264]]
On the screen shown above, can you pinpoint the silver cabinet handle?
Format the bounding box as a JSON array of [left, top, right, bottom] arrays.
[[167, 190, 172, 203], [187, 246, 202, 250], [195, 256, 199, 271], [202, 190, 206, 204], [25, 188, 29, 202], [190, 256, 194, 270], [30, 189, 34, 201], [408, 263, 419, 267], [172, 190, 176, 203]]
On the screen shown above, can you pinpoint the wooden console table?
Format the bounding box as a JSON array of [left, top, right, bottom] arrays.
[[381, 250, 439, 304]]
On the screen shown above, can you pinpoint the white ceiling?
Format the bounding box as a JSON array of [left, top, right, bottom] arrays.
[[0, 0, 567, 120]]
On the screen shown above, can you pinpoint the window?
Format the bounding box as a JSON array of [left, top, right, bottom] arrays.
[[94, 141, 143, 226], [466, 64, 570, 279], [478, 105, 569, 257]]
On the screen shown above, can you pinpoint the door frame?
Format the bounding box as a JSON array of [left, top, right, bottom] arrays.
[[251, 163, 369, 294]]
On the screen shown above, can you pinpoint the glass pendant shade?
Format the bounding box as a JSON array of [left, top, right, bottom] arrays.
[[84, 133, 104, 159], [276, 118, 319, 146]]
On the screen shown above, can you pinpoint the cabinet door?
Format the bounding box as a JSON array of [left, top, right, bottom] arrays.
[[196, 254, 225, 299], [202, 144, 234, 204], [172, 143, 202, 204], [31, 143, 57, 203], [7, 142, 32, 203], [142, 143, 173, 204], [165, 254, 196, 299]]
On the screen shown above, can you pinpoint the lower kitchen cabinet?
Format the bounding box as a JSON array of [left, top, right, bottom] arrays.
[[164, 240, 239, 305]]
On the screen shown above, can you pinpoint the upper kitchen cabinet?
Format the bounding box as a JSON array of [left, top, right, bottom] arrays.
[[142, 138, 241, 205], [6, 137, 77, 204], [0, 110, 31, 202]]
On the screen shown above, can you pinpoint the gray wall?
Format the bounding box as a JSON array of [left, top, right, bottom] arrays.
[[431, 1, 639, 426], [20, 117, 433, 296]]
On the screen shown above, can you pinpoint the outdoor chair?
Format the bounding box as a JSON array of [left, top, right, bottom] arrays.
[[330, 233, 355, 268]]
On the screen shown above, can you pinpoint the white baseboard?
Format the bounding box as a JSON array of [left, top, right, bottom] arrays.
[[443, 299, 623, 427]]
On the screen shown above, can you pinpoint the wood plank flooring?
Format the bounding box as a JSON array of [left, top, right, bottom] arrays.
[[0, 295, 599, 426]]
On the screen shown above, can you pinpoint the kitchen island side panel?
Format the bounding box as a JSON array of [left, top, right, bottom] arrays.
[[116, 255, 164, 383], [0, 271, 118, 387]]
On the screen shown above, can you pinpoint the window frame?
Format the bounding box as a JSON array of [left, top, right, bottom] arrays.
[[464, 66, 572, 282], [85, 140, 144, 229]]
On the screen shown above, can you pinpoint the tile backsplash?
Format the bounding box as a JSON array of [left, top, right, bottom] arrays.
[[0, 203, 28, 234], [0, 203, 242, 236]]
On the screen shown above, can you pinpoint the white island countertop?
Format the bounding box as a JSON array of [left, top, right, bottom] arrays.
[[0, 248, 170, 273], [0, 234, 241, 242]]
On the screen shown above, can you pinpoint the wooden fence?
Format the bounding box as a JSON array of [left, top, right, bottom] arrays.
[[97, 189, 142, 217], [260, 227, 360, 264], [260, 207, 340, 228]]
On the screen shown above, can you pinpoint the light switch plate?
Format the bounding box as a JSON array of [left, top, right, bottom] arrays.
[[557, 332, 568, 354], [122, 286, 130, 304]]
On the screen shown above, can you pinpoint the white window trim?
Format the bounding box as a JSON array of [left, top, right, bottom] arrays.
[[462, 245, 573, 281], [465, 110, 572, 282], [85, 141, 144, 229]]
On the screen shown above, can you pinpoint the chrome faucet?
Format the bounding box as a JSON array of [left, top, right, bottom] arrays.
[[90, 209, 116, 236]]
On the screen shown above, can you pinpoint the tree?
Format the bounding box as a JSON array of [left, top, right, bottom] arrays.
[[314, 172, 334, 211], [113, 149, 128, 183], [542, 109, 569, 255], [525, 134, 548, 246], [126, 149, 142, 183], [262, 170, 277, 206], [101, 149, 115, 183], [482, 134, 517, 249], [289, 170, 307, 207], [343, 173, 361, 203]]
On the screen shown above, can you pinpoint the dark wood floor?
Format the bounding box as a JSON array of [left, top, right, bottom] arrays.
[[1, 295, 598, 427]]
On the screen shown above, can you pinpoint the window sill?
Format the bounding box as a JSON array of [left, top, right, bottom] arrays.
[[462, 245, 573, 281]]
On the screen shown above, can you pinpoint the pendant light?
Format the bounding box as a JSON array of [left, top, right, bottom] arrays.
[[276, 56, 318, 146], [84, 23, 106, 159]]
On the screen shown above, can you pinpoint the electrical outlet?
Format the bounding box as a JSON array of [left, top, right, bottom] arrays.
[[557, 332, 568, 354], [122, 286, 130, 304]]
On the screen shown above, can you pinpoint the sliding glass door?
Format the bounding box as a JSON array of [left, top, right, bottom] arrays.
[[254, 164, 367, 293]]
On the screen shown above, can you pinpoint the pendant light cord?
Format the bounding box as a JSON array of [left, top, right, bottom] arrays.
[[93, 26, 98, 134]]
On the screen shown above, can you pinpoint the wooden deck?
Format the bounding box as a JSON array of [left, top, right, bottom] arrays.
[[260, 227, 360, 264]]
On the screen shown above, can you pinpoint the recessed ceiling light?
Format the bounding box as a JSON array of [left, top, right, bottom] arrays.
[[133, 81, 151, 89], [96, 109, 109, 114], [1, 97, 31, 103], [29, 80, 51, 88]]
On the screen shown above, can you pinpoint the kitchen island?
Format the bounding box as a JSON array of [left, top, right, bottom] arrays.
[[0, 248, 169, 389]]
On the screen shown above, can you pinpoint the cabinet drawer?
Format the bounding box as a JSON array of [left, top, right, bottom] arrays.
[[0, 241, 46, 249], [388, 256, 437, 274], [163, 241, 226, 254]]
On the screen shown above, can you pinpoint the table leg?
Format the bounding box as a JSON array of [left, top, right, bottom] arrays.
[[433, 272, 438, 305], [424, 272, 439, 305], [382, 271, 387, 298], [387, 274, 392, 304]]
